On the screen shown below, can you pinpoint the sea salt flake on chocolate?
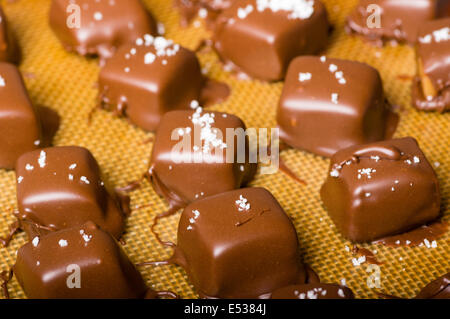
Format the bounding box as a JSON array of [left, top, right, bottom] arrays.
[[298, 72, 312, 82], [144, 52, 156, 64], [58, 239, 68, 247], [237, 5, 254, 19], [32, 237, 39, 247], [80, 176, 90, 184], [38, 151, 47, 168], [198, 8, 208, 19], [330, 169, 340, 178], [93, 12, 103, 21], [331, 93, 339, 104], [235, 195, 251, 211], [256, 0, 315, 20], [329, 64, 337, 73]]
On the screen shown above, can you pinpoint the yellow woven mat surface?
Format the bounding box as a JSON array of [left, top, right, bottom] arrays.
[[0, 0, 448, 299]]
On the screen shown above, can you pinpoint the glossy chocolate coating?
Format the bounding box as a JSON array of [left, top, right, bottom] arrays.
[[0, 7, 19, 63], [15, 146, 126, 239], [271, 283, 355, 299], [413, 18, 450, 112], [277, 56, 398, 157], [173, 187, 306, 299], [320, 137, 441, 242], [149, 110, 257, 207], [415, 272, 450, 299], [212, 0, 329, 81], [346, 0, 443, 45], [0, 63, 42, 170], [14, 222, 148, 299], [49, 0, 157, 61], [99, 37, 205, 132], [174, 0, 233, 26]]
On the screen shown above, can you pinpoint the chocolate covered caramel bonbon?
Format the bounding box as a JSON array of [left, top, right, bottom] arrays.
[[271, 283, 355, 299], [0, 7, 19, 63], [320, 137, 441, 242], [99, 36, 229, 132], [148, 109, 257, 207], [0, 63, 42, 170], [14, 222, 149, 299], [15, 146, 126, 239], [49, 0, 157, 61], [277, 56, 398, 157], [412, 18, 450, 112], [172, 187, 307, 298], [346, 0, 446, 45], [212, 0, 329, 81]]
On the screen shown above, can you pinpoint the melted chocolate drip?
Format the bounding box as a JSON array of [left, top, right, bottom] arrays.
[[0, 220, 19, 248], [374, 221, 448, 247], [0, 269, 13, 299], [352, 245, 382, 265]]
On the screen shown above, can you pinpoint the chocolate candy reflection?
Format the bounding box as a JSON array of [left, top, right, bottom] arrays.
[[212, 0, 329, 81], [0, 7, 19, 63], [148, 109, 257, 208], [14, 222, 149, 299], [412, 18, 450, 113], [173, 188, 307, 298], [0, 63, 42, 169], [271, 283, 355, 299], [277, 56, 398, 157], [99, 36, 215, 132], [15, 146, 126, 239], [49, 0, 157, 61], [346, 0, 444, 46], [320, 137, 441, 242]]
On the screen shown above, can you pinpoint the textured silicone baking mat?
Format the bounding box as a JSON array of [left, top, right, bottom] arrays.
[[0, 0, 448, 299]]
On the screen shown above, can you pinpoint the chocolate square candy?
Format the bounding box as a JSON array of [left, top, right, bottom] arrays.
[[412, 18, 450, 112], [212, 0, 329, 81], [149, 109, 257, 207], [14, 222, 148, 299], [173, 187, 306, 298], [49, 0, 157, 61], [277, 56, 398, 157], [346, 0, 443, 45], [0, 63, 42, 170], [270, 283, 354, 299], [99, 36, 205, 131], [320, 137, 441, 242], [0, 7, 19, 63], [15, 146, 126, 239]]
